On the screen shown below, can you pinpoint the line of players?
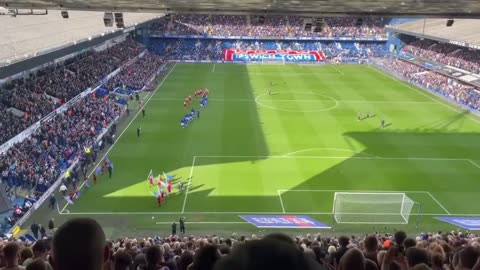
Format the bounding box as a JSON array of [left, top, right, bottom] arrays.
[[149, 173, 184, 207], [181, 88, 209, 128], [357, 112, 386, 128]]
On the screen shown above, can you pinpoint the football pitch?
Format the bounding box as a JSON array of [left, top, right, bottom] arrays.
[[50, 63, 480, 236]]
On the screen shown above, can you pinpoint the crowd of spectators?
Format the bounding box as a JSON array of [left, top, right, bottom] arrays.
[[402, 39, 480, 74], [0, 94, 122, 227], [149, 39, 386, 62], [105, 52, 164, 91], [149, 14, 387, 38], [0, 39, 144, 145], [384, 59, 480, 110], [1, 217, 480, 270]]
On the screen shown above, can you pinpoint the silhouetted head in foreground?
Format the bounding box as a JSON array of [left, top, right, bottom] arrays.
[[214, 235, 313, 270], [52, 218, 107, 270]]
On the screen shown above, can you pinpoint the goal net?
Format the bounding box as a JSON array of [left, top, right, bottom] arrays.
[[261, 57, 286, 65], [333, 192, 415, 224]]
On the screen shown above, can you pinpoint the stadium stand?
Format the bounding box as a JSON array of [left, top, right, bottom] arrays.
[[148, 15, 388, 38], [148, 39, 386, 62], [0, 38, 144, 145], [401, 38, 480, 74], [382, 59, 480, 110], [2, 218, 480, 270], [105, 52, 164, 91]]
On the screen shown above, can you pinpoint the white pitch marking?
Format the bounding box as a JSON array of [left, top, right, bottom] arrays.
[[427, 192, 452, 215], [182, 156, 196, 213], [278, 190, 286, 213], [281, 148, 378, 158]]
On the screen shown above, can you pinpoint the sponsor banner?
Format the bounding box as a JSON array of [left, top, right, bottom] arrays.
[[435, 217, 480, 230], [240, 215, 331, 229], [223, 49, 326, 62]]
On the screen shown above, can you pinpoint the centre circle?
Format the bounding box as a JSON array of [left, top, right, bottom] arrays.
[[254, 91, 339, 112]]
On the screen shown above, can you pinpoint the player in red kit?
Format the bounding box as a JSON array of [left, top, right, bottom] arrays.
[[157, 196, 162, 207], [167, 182, 172, 194]]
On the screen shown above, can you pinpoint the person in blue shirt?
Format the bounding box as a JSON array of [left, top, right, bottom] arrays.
[[381, 119, 385, 128]]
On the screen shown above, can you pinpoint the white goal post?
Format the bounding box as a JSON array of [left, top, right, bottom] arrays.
[[332, 192, 415, 224], [261, 57, 286, 65]]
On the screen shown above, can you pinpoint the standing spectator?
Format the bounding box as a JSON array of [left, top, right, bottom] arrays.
[[363, 235, 379, 265], [1, 242, 25, 270], [30, 223, 39, 239], [179, 217, 185, 234], [59, 184, 67, 196], [171, 221, 177, 235], [39, 225, 46, 239], [48, 195, 56, 210], [52, 218, 107, 270], [335, 236, 350, 265], [48, 218, 54, 232]]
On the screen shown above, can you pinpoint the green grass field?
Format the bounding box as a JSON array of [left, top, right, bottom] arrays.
[[31, 63, 480, 237]]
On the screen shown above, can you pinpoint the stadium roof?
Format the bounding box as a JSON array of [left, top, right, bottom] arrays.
[[0, 9, 160, 66], [389, 19, 480, 46], [2, 0, 480, 17]]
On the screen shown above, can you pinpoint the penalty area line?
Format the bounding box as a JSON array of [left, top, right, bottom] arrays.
[[59, 63, 178, 215], [427, 192, 452, 215], [182, 156, 196, 213]]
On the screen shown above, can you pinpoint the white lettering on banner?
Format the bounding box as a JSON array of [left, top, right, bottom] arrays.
[[454, 219, 480, 226]]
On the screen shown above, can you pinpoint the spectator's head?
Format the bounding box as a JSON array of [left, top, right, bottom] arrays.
[[113, 250, 132, 270], [404, 238, 417, 249], [26, 258, 48, 270], [394, 231, 407, 246], [339, 236, 350, 248], [2, 242, 21, 267], [191, 245, 221, 270], [406, 247, 430, 268], [32, 240, 48, 259], [20, 247, 33, 265], [52, 218, 107, 270], [457, 246, 479, 269], [145, 245, 163, 267], [364, 235, 378, 253], [338, 248, 366, 270], [214, 238, 311, 270], [177, 250, 193, 270]]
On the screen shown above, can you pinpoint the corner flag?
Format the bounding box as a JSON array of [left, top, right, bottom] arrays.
[[148, 170, 154, 185]]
